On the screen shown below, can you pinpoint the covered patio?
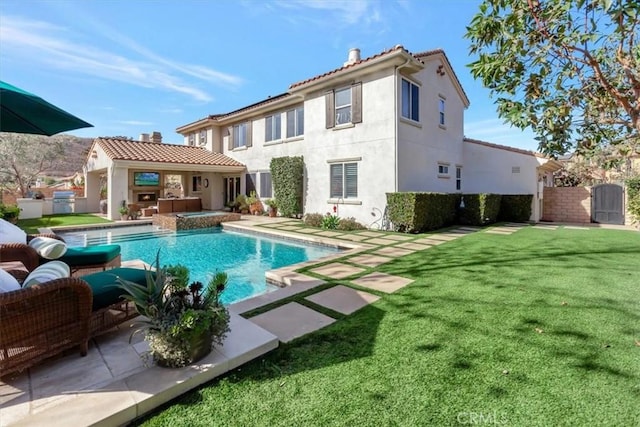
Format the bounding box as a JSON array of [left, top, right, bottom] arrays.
[[84, 137, 246, 220]]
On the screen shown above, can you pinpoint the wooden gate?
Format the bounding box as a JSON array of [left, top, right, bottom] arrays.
[[591, 184, 624, 224]]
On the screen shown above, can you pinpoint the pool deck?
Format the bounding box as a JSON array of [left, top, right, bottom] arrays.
[[2, 216, 548, 425]]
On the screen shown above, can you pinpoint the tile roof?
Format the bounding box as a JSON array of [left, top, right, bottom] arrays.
[[95, 137, 244, 167], [289, 44, 408, 89]]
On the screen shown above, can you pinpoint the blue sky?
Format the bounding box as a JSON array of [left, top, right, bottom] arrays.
[[0, 0, 538, 150]]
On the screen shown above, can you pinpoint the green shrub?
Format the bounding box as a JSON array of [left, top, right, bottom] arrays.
[[321, 214, 340, 230], [459, 194, 502, 225], [386, 192, 459, 233], [270, 156, 304, 217], [498, 195, 533, 222], [303, 213, 324, 228], [626, 176, 640, 224], [0, 203, 21, 222], [337, 217, 366, 231]]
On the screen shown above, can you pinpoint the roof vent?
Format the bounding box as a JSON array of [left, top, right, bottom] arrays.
[[139, 133, 150, 142], [343, 48, 361, 66]]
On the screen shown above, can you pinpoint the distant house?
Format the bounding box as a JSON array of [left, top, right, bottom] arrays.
[[174, 46, 560, 225]]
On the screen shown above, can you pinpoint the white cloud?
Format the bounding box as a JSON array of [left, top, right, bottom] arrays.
[[0, 16, 243, 102], [158, 108, 183, 114], [270, 0, 383, 27]]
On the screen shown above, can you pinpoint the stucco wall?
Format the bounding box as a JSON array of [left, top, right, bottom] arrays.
[[397, 59, 465, 193], [542, 187, 592, 223], [222, 68, 397, 225]]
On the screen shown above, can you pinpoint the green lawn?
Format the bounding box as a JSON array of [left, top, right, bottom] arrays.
[[17, 213, 112, 234], [135, 227, 640, 426]]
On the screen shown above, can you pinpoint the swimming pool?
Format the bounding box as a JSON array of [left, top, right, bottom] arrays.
[[58, 225, 340, 305]]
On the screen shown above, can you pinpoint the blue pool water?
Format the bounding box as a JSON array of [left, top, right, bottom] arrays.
[[58, 225, 339, 305]]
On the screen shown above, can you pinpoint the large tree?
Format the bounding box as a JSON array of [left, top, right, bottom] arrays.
[[465, 0, 639, 157], [0, 133, 66, 197]]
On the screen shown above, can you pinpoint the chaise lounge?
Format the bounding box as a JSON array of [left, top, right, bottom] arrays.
[[0, 233, 121, 275]]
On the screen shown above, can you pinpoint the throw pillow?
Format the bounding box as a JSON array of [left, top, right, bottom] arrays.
[[28, 236, 68, 259], [0, 268, 21, 293], [0, 218, 27, 244], [22, 261, 70, 288]]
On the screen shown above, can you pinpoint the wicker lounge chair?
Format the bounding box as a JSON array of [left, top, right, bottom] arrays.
[[0, 267, 147, 378]]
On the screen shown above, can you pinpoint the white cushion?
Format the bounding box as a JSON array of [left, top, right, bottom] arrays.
[[22, 261, 70, 288], [0, 268, 21, 293], [28, 237, 68, 260], [0, 218, 27, 244]]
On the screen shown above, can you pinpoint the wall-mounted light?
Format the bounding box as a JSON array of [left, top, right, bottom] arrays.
[[437, 65, 445, 76], [91, 150, 98, 158]]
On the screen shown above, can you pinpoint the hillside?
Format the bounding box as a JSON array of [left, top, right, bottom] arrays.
[[45, 135, 95, 177]]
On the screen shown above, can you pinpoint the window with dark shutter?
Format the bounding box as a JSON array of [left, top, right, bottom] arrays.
[[325, 91, 335, 129], [351, 82, 362, 124]]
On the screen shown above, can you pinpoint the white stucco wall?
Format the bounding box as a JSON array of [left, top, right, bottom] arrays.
[[220, 69, 397, 226], [397, 59, 466, 194]]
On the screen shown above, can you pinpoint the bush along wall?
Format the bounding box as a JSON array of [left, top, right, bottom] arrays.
[[458, 194, 502, 226], [386, 192, 459, 233], [498, 194, 534, 222], [626, 176, 640, 225], [270, 156, 304, 217]]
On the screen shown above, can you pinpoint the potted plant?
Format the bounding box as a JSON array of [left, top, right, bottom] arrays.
[[265, 199, 278, 217], [235, 194, 249, 214], [117, 254, 230, 368], [118, 201, 129, 220], [247, 191, 264, 215]]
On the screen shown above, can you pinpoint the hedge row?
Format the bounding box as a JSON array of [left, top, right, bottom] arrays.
[[386, 192, 533, 233]]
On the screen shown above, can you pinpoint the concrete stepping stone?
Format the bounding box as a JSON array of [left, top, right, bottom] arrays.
[[348, 254, 393, 267], [485, 230, 514, 235], [394, 242, 432, 251], [230, 278, 325, 315], [564, 226, 589, 230], [278, 225, 303, 231], [352, 272, 414, 293], [534, 224, 558, 229], [295, 228, 323, 234], [305, 285, 380, 315], [425, 234, 458, 241], [250, 302, 335, 343], [340, 234, 371, 242], [456, 226, 481, 232], [373, 246, 414, 258], [381, 234, 414, 241], [413, 238, 445, 246], [364, 237, 398, 245], [310, 262, 366, 279], [316, 230, 344, 237], [357, 231, 384, 237]]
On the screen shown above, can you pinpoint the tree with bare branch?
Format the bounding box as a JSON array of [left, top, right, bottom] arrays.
[[0, 133, 66, 197]]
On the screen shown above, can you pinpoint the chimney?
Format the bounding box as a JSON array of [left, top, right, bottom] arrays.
[[150, 131, 162, 143], [139, 133, 150, 142], [343, 48, 361, 67]]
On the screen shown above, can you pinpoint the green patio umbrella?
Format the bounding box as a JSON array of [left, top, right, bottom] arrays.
[[0, 80, 93, 136]]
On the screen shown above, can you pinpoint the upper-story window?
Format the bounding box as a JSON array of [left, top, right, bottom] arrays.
[[439, 97, 446, 126], [286, 106, 304, 138], [199, 130, 206, 145], [325, 82, 362, 129], [265, 114, 281, 142], [229, 122, 252, 150], [401, 79, 419, 122], [335, 87, 352, 125], [188, 133, 195, 146]]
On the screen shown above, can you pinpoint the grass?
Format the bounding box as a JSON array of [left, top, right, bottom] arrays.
[[135, 227, 640, 426], [17, 213, 112, 233]]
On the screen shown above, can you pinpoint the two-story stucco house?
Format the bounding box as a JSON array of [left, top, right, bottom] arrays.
[[175, 45, 560, 226]]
